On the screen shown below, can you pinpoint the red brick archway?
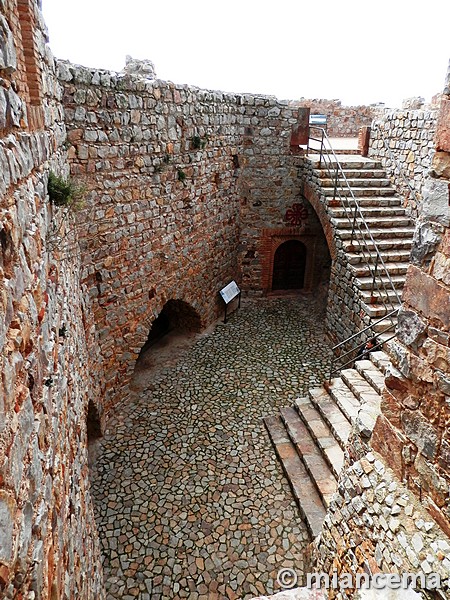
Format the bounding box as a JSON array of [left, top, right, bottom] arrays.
[[272, 239, 307, 290]]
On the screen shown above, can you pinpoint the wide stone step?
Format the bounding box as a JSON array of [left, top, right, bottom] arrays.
[[340, 368, 382, 410], [332, 197, 403, 208], [329, 206, 408, 219], [354, 359, 386, 395], [347, 249, 411, 265], [369, 350, 391, 374], [355, 273, 406, 291], [321, 177, 392, 188], [310, 157, 381, 170], [333, 216, 412, 229], [339, 226, 415, 241], [344, 238, 413, 251], [263, 415, 327, 538], [360, 288, 402, 304], [371, 318, 397, 334], [292, 398, 345, 479], [360, 300, 401, 319], [351, 261, 409, 277], [324, 187, 397, 197], [317, 168, 387, 179], [308, 387, 352, 450], [328, 377, 361, 423], [279, 407, 337, 507]]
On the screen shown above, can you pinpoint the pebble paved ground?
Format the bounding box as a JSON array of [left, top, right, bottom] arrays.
[[90, 296, 334, 600]]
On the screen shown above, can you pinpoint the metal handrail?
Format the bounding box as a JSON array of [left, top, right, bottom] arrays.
[[306, 126, 402, 378], [370, 119, 420, 214]]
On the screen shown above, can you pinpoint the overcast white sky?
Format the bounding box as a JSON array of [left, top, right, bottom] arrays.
[[41, 0, 449, 108]]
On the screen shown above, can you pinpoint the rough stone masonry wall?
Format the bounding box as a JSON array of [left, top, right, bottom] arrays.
[[312, 62, 450, 598], [59, 62, 316, 410], [1, 1, 104, 598], [368, 106, 438, 217], [297, 158, 366, 346]]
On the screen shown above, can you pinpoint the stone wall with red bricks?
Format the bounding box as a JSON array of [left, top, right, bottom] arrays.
[[0, 1, 104, 598], [372, 59, 450, 535], [311, 61, 450, 596]]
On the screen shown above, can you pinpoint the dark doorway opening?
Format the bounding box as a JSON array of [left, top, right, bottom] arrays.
[[87, 400, 102, 469], [272, 240, 306, 291]]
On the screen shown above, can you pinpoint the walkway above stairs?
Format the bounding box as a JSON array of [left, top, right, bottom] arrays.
[[264, 350, 390, 539]]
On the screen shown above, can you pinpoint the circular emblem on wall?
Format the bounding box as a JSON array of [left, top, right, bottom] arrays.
[[284, 203, 308, 226]]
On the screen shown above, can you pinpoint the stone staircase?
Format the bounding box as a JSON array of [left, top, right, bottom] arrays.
[[310, 154, 415, 334], [264, 350, 390, 539]]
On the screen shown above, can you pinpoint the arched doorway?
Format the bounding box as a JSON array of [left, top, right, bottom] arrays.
[[272, 240, 306, 291]]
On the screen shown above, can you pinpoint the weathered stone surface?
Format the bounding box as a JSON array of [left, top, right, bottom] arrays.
[[123, 56, 156, 78], [410, 222, 441, 266], [0, 14, 17, 73], [432, 150, 450, 179], [435, 97, 450, 151], [0, 492, 16, 564], [396, 309, 427, 347], [422, 177, 450, 226], [401, 410, 439, 460], [402, 265, 450, 330]]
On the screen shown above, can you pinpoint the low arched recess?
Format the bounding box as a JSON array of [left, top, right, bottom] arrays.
[[136, 298, 202, 360]]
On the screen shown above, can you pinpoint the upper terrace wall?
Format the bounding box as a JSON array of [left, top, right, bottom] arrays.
[[369, 106, 438, 216], [290, 98, 379, 138], [1, 1, 104, 598]]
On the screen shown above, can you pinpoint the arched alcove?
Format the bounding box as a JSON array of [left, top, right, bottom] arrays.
[[134, 299, 202, 379], [87, 400, 102, 468], [272, 240, 307, 291]]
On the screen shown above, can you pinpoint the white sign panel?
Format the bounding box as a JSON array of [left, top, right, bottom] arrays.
[[219, 280, 240, 304]]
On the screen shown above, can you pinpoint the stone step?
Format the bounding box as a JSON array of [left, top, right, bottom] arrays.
[[339, 226, 415, 241], [317, 168, 387, 179], [347, 249, 411, 265], [355, 273, 406, 291], [292, 398, 345, 479], [332, 216, 412, 230], [324, 187, 398, 197], [369, 350, 391, 375], [263, 415, 327, 539], [331, 197, 403, 208], [310, 157, 381, 170], [360, 287, 402, 304], [329, 206, 408, 219], [360, 300, 401, 318], [279, 407, 337, 507], [340, 368, 382, 410], [308, 387, 352, 450], [344, 238, 413, 251], [371, 318, 397, 334], [351, 261, 409, 277], [354, 359, 386, 395], [328, 377, 361, 423], [321, 177, 392, 188]]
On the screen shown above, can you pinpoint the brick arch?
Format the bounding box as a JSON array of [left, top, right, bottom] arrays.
[[134, 295, 203, 360], [302, 180, 338, 261]]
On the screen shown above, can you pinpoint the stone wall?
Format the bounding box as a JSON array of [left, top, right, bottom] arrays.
[[311, 61, 450, 598], [290, 99, 380, 138], [0, 1, 104, 598], [368, 107, 438, 217], [59, 62, 334, 410]]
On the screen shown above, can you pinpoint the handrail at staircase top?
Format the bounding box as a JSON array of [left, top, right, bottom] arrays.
[[308, 126, 402, 306]]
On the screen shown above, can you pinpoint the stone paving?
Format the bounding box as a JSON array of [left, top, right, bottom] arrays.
[[90, 296, 334, 600]]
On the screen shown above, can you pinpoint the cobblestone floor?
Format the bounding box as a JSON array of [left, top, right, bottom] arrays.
[[90, 296, 334, 600]]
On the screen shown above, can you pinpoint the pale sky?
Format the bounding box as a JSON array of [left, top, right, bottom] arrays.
[[41, 0, 449, 108]]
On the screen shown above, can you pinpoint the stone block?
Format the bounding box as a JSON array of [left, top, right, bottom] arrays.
[[401, 409, 439, 460], [421, 177, 450, 227], [431, 150, 450, 179], [435, 98, 450, 152], [402, 266, 450, 331], [396, 309, 427, 348], [0, 15, 17, 73], [410, 222, 441, 266], [0, 491, 16, 565]]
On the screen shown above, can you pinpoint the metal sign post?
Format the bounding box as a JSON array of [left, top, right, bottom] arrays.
[[219, 281, 241, 323]]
